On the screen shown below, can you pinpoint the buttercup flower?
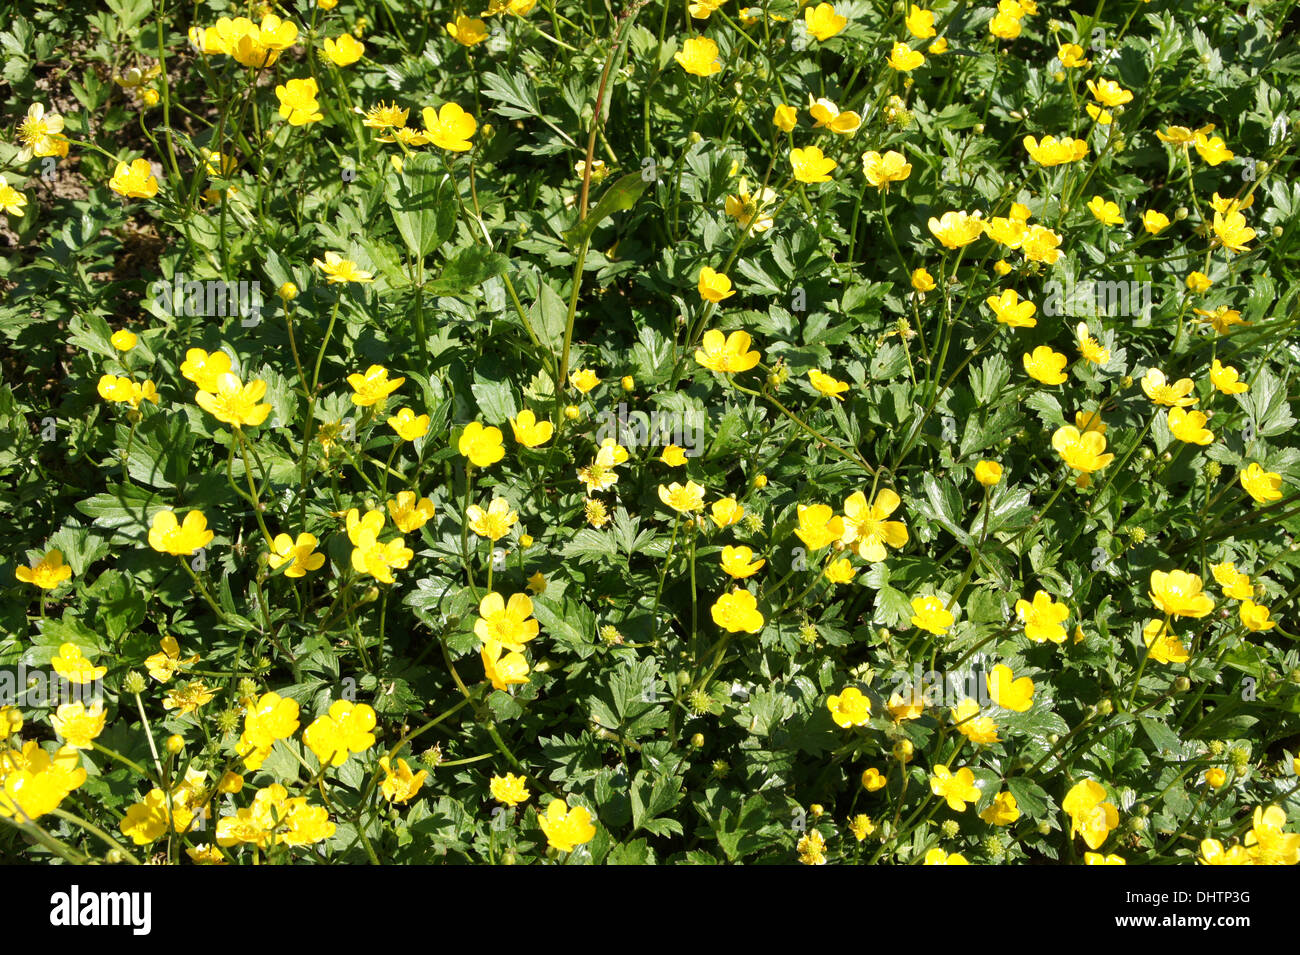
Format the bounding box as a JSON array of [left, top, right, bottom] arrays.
[[1149, 569, 1214, 618], [446, 15, 488, 46], [986, 289, 1037, 328], [275, 78, 323, 126], [1016, 590, 1069, 643], [422, 103, 477, 151], [928, 210, 984, 249], [840, 489, 908, 562], [1063, 780, 1119, 850], [388, 492, 435, 533], [808, 370, 850, 400], [803, 3, 846, 41], [910, 595, 953, 634], [974, 461, 1003, 486], [322, 33, 364, 65], [790, 146, 837, 183], [694, 329, 761, 373], [538, 798, 596, 852], [388, 407, 430, 441], [267, 533, 325, 577], [509, 409, 553, 447], [697, 266, 735, 303], [720, 545, 765, 579], [987, 664, 1033, 711], [304, 701, 377, 767], [711, 588, 764, 633], [1023, 134, 1089, 166], [149, 509, 214, 556], [827, 687, 872, 728], [887, 42, 925, 71], [349, 365, 404, 407], [675, 36, 723, 76], [930, 765, 980, 811], [862, 150, 911, 189], [490, 772, 530, 806], [314, 251, 374, 283], [458, 421, 506, 467], [1167, 407, 1214, 446], [474, 592, 540, 651], [1239, 463, 1282, 504], [466, 497, 516, 541], [1023, 346, 1068, 386], [108, 159, 159, 198], [15, 549, 72, 590], [659, 481, 706, 513]]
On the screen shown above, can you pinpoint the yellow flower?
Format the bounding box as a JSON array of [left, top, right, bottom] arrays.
[[848, 814, 875, 841], [1240, 599, 1276, 633], [466, 497, 516, 541], [196, 372, 272, 428], [986, 664, 1033, 711], [445, 15, 488, 46], [49, 643, 105, 684], [1156, 124, 1211, 146], [108, 159, 159, 198], [724, 179, 777, 233], [929, 36, 948, 53], [51, 702, 106, 749], [1085, 77, 1133, 107], [1016, 590, 1069, 643], [379, 756, 427, 803], [795, 503, 844, 550], [827, 687, 872, 727], [527, 571, 547, 595], [1194, 130, 1235, 165], [148, 509, 214, 556], [927, 210, 984, 249], [145, 636, 198, 683], [924, 848, 969, 864], [458, 421, 505, 468], [274, 77, 323, 126], [267, 532, 325, 577], [803, 2, 846, 41], [1057, 43, 1089, 68], [1193, 304, 1248, 335], [790, 145, 837, 183], [421, 103, 477, 151], [808, 369, 850, 400], [974, 460, 1003, 486], [930, 765, 980, 811], [797, 829, 827, 864], [0, 177, 27, 218], [163, 680, 215, 716], [985, 288, 1037, 328], [348, 364, 404, 408], [303, 700, 377, 767], [322, 33, 364, 65], [313, 250, 373, 283], [984, 215, 1028, 249], [909, 595, 953, 634], [1142, 210, 1171, 234], [989, 10, 1022, 39], [508, 409, 553, 447], [1212, 209, 1255, 253], [661, 445, 688, 467], [349, 525, 413, 584], [97, 373, 158, 409], [1168, 406, 1214, 446], [675, 36, 722, 76], [1022, 134, 1089, 166], [180, 348, 232, 392], [887, 41, 925, 71], [16, 102, 68, 160], [1243, 804, 1300, 865], [698, 266, 736, 303], [388, 407, 430, 441], [659, 480, 706, 513], [1141, 368, 1196, 407], [110, 329, 138, 351], [980, 791, 1021, 826], [711, 588, 765, 633], [861, 149, 911, 189], [1086, 195, 1123, 226], [953, 698, 999, 745], [1084, 852, 1126, 865], [861, 768, 887, 791], [905, 5, 936, 38], [710, 496, 744, 529], [888, 690, 924, 721], [773, 103, 797, 132], [1063, 780, 1119, 850], [840, 489, 907, 562], [808, 97, 861, 134], [1149, 569, 1214, 618], [474, 592, 540, 651], [537, 798, 596, 852], [365, 102, 409, 130], [1085, 103, 1112, 125], [570, 368, 601, 393], [694, 329, 761, 373], [15, 548, 72, 590], [911, 267, 936, 293], [481, 638, 529, 691], [1021, 224, 1063, 263], [1022, 345, 1068, 385], [1143, 619, 1189, 664], [1052, 425, 1114, 474], [490, 772, 531, 806], [388, 491, 435, 533], [720, 545, 765, 579], [1211, 562, 1253, 601], [824, 557, 855, 584], [1240, 462, 1283, 504], [1075, 323, 1110, 366]]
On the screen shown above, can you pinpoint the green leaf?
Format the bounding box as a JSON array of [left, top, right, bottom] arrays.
[[385, 155, 457, 259], [562, 172, 650, 250]]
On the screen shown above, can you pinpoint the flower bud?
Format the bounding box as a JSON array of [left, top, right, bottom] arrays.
[[620, 376, 634, 392], [1173, 676, 1191, 693], [279, 282, 299, 301], [141, 88, 160, 107], [564, 405, 580, 421], [123, 671, 147, 695], [166, 734, 184, 754]]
